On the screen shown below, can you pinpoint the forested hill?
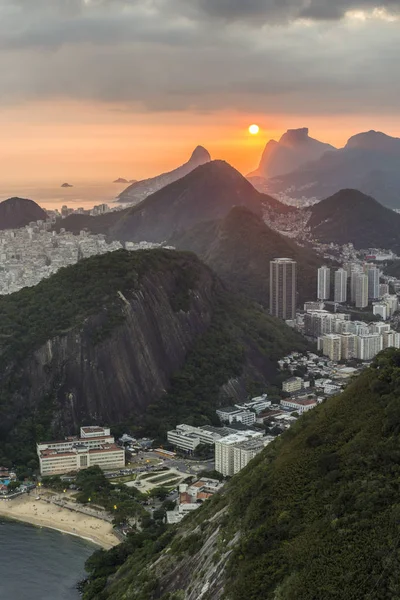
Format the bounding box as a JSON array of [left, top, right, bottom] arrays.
[[173, 206, 323, 306], [0, 248, 309, 469], [89, 348, 400, 600]]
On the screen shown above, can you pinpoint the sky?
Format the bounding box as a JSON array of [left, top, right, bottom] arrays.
[[1, 0, 400, 184]]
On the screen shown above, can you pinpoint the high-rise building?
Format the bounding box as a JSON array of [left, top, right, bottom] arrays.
[[356, 334, 383, 361], [373, 303, 388, 321], [365, 265, 380, 300], [355, 274, 369, 308], [340, 333, 357, 360], [317, 266, 331, 300], [334, 269, 347, 303], [270, 258, 297, 320], [321, 334, 342, 361]]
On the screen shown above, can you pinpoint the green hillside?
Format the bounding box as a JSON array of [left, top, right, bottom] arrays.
[[87, 348, 400, 600]]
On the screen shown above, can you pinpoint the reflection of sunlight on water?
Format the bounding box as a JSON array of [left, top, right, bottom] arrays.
[[0, 182, 128, 210]]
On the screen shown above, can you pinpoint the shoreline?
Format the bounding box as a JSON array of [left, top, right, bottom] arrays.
[[0, 495, 120, 549]]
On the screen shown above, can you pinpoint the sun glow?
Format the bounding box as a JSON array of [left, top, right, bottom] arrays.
[[249, 124, 260, 135]]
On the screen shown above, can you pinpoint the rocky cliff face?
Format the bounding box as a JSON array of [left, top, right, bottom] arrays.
[[0, 260, 218, 443]]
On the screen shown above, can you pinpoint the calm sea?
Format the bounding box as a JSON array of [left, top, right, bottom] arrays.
[[0, 520, 96, 599], [0, 181, 129, 211]]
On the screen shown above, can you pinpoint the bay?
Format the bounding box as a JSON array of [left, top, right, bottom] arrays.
[[0, 520, 96, 599]]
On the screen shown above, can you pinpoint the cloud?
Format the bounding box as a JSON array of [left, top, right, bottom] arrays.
[[0, 0, 399, 117]]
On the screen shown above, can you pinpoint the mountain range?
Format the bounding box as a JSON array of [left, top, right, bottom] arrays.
[[117, 145, 211, 205], [248, 127, 335, 179], [260, 130, 400, 209], [0, 197, 47, 230]]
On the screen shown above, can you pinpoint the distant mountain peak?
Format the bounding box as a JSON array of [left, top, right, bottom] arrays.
[[280, 127, 310, 144], [249, 127, 335, 179], [118, 144, 211, 205], [345, 130, 400, 151], [0, 196, 47, 230], [189, 145, 211, 163]]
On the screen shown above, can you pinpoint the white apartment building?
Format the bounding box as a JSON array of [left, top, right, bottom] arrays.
[[233, 439, 269, 474], [334, 269, 348, 304], [356, 334, 383, 361], [37, 427, 125, 476], [215, 432, 263, 477], [317, 266, 331, 301], [366, 265, 380, 300], [355, 274, 369, 309]]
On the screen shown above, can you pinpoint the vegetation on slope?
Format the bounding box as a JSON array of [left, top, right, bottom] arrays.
[[173, 206, 323, 306], [91, 349, 400, 599], [0, 197, 47, 230], [0, 248, 308, 470]]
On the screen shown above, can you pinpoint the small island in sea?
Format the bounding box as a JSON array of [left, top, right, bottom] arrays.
[[61, 182, 73, 188]]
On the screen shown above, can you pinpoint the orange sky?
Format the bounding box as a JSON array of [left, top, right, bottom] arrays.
[[2, 101, 400, 184]]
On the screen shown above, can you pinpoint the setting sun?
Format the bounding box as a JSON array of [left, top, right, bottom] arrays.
[[249, 124, 260, 135]]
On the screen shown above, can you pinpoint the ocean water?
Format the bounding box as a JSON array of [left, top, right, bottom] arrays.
[[0, 181, 129, 211], [0, 520, 96, 599]]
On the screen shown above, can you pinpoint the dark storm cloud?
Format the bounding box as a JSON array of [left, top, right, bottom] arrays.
[[0, 0, 400, 114]]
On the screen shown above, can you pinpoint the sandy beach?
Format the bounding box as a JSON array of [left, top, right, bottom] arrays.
[[0, 494, 120, 549]]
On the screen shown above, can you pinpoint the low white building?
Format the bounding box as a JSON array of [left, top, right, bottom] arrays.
[[281, 398, 318, 414], [216, 407, 256, 426]]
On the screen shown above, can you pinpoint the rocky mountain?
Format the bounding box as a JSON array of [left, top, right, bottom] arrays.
[[85, 347, 400, 600], [248, 127, 335, 179], [0, 197, 47, 230], [173, 206, 323, 306], [117, 146, 211, 205], [108, 161, 291, 243], [0, 249, 309, 467], [264, 130, 400, 209], [308, 189, 400, 251]]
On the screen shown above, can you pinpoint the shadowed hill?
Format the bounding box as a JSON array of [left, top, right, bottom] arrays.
[[0, 197, 47, 230], [173, 206, 322, 306], [309, 188, 400, 250]]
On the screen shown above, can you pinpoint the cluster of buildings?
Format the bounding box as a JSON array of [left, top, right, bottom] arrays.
[[166, 478, 224, 524], [317, 263, 396, 313], [0, 218, 172, 295], [37, 426, 126, 476]]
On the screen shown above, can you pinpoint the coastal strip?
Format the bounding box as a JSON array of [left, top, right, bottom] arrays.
[[0, 494, 119, 549]]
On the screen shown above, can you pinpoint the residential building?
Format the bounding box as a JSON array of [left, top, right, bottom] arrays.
[[355, 273, 369, 308], [215, 431, 265, 476], [356, 334, 383, 361], [321, 334, 342, 361], [282, 377, 303, 394], [233, 439, 268, 473], [373, 303, 388, 321], [270, 258, 297, 320], [304, 301, 325, 312], [37, 427, 125, 476], [365, 265, 380, 300], [317, 266, 331, 301], [340, 332, 357, 360], [334, 269, 347, 303]]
